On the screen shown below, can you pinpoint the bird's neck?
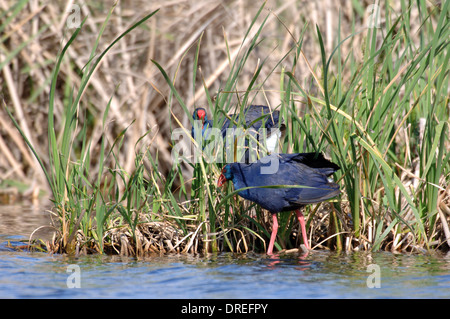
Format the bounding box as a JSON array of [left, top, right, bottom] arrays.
[[230, 172, 245, 191]]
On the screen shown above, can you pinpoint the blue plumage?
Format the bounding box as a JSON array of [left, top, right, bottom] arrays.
[[220, 153, 340, 213], [191, 105, 285, 161], [218, 152, 340, 254], [192, 105, 284, 138]]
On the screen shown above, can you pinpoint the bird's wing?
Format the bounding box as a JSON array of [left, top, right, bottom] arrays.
[[244, 105, 281, 130], [285, 180, 340, 205], [272, 158, 340, 204], [281, 153, 340, 175]]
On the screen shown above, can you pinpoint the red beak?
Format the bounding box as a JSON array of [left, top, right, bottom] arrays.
[[217, 173, 227, 187]]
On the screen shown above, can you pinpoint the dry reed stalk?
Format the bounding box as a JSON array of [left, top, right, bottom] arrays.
[[1, 0, 367, 192], [1, 1, 448, 255]]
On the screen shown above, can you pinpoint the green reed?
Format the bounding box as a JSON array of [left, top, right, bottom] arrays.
[[5, 1, 449, 255], [6, 5, 160, 253]]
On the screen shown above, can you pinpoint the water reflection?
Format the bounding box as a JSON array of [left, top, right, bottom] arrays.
[[1, 202, 450, 298], [265, 248, 311, 270], [0, 243, 449, 298], [0, 202, 53, 240]]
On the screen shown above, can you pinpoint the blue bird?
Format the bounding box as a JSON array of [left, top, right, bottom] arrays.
[[217, 152, 340, 255], [191, 107, 213, 140], [191, 105, 285, 161]]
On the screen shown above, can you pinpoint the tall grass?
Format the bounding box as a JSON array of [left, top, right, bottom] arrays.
[[3, 1, 449, 255], [154, 1, 450, 253], [6, 5, 162, 254]]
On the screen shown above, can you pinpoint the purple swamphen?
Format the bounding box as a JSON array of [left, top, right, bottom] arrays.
[[217, 152, 340, 255], [191, 105, 285, 157], [191, 107, 213, 139]]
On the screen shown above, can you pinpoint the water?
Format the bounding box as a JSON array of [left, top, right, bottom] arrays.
[[1, 236, 449, 299], [1, 204, 449, 299], [0, 202, 53, 241]]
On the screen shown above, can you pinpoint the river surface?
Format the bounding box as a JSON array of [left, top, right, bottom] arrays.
[[0, 204, 449, 299]]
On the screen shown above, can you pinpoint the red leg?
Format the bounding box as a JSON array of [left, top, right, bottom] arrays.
[[267, 214, 279, 255], [295, 209, 310, 250]]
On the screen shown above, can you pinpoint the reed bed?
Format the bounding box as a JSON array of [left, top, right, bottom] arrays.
[[1, 1, 449, 255]]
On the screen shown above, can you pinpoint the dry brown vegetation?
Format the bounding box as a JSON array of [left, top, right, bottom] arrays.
[[1, 0, 398, 198], [1, 0, 449, 255]]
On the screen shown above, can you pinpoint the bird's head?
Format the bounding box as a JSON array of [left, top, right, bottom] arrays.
[[217, 165, 233, 187], [193, 107, 207, 125]]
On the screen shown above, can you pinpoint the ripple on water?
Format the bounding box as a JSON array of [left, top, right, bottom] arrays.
[[1, 237, 449, 298]]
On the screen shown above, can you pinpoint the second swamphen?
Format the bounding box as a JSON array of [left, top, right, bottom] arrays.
[[217, 152, 340, 255], [191, 105, 285, 156]]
